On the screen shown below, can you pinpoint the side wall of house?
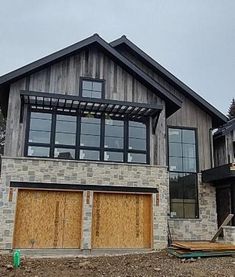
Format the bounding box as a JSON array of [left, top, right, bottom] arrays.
[[116, 46, 217, 240], [4, 46, 166, 166], [116, 46, 213, 171]]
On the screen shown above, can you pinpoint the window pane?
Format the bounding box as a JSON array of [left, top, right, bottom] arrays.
[[104, 137, 123, 149], [82, 80, 92, 90], [56, 115, 76, 133], [29, 112, 52, 143], [105, 119, 124, 149], [29, 130, 51, 143], [169, 173, 184, 199], [91, 91, 101, 98], [30, 118, 51, 131], [55, 133, 76, 145], [184, 202, 197, 218], [79, 150, 100, 160], [54, 148, 75, 159], [82, 90, 92, 98], [169, 128, 181, 143], [80, 134, 100, 147], [183, 173, 197, 199], [171, 201, 184, 218], [93, 82, 102, 92], [28, 146, 50, 157], [81, 117, 101, 135], [129, 122, 146, 139], [129, 138, 146, 150], [169, 172, 198, 218], [128, 153, 146, 163], [183, 143, 196, 158], [55, 115, 76, 145], [31, 112, 52, 120], [105, 121, 123, 136], [182, 129, 195, 144], [169, 157, 183, 171], [169, 142, 182, 157], [104, 151, 123, 162], [183, 157, 197, 172]]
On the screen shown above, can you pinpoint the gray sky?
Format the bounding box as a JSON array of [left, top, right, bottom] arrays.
[[0, 0, 234, 115]]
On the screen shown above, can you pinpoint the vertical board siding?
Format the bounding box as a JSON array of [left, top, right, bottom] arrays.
[[117, 47, 213, 171], [4, 78, 26, 156], [6, 46, 164, 165]]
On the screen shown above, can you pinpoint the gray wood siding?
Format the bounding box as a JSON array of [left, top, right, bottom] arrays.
[[214, 137, 227, 166], [4, 47, 166, 165], [214, 131, 235, 166], [117, 48, 213, 171]]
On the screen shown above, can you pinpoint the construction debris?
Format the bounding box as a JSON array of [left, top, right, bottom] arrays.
[[169, 240, 235, 259]]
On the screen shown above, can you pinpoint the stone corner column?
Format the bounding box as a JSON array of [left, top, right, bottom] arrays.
[[81, 190, 93, 250]]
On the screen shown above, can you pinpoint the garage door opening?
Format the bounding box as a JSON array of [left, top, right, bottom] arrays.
[[92, 192, 152, 249], [13, 190, 83, 249]]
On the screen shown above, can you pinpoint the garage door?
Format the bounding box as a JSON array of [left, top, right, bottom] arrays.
[[13, 190, 82, 248], [92, 193, 152, 249]]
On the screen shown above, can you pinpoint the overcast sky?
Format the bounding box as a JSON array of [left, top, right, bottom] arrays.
[[0, 0, 234, 115]]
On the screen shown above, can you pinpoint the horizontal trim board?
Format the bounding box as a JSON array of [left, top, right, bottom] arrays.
[[10, 181, 158, 193]]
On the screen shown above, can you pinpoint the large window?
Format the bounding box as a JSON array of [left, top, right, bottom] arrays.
[[26, 110, 149, 164], [168, 128, 198, 218]]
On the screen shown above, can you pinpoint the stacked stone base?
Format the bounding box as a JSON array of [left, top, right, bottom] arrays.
[[0, 156, 169, 250]]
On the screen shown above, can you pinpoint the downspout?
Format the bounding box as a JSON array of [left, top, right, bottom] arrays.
[[209, 128, 215, 168]]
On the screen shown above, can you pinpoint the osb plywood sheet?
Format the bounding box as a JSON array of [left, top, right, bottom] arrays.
[[14, 190, 82, 249], [92, 193, 152, 249], [62, 192, 83, 248]]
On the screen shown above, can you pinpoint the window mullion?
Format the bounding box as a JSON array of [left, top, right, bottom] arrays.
[[76, 115, 81, 160], [100, 115, 105, 161], [124, 119, 128, 163], [50, 110, 56, 158]]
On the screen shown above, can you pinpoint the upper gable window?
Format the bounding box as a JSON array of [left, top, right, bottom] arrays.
[[81, 78, 104, 99]]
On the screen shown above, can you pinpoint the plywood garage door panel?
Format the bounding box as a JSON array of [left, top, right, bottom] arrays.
[[92, 193, 152, 248], [14, 190, 82, 248]]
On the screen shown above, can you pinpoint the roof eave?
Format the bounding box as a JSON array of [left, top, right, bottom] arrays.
[[0, 34, 182, 117]]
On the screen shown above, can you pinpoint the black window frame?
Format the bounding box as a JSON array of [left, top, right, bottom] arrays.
[[25, 107, 150, 164], [79, 77, 105, 99], [167, 126, 199, 219]]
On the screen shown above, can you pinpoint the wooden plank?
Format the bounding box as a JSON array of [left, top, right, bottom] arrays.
[[92, 193, 152, 249], [14, 190, 82, 249], [14, 190, 65, 248], [62, 192, 83, 248], [168, 247, 235, 258], [172, 241, 235, 251], [211, 213, 234, 242]]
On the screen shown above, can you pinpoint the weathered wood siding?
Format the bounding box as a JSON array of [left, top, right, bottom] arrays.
[[214, 131, 235, 166], [4, 46, 166, 165], [117, 47, 213, 171]]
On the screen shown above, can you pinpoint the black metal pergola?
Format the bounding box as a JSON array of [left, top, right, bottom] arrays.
[[20, 90, 163, 120]]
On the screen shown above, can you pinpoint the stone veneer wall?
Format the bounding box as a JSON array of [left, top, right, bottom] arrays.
[[223, 226, 235, 245], [0, 156, 169, 250], [168, 174, 217, 240]]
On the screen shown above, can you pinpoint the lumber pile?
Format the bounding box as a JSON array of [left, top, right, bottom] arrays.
[[172, 241, 235, 251], [168, 241, 235, 258]]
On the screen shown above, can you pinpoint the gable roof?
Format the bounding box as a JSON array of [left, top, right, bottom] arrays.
[[110, 35, 228, 127], [0, 34, 182, 117]]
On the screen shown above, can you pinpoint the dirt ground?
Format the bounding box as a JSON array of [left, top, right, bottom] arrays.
[[0, 250, 235, 277]]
